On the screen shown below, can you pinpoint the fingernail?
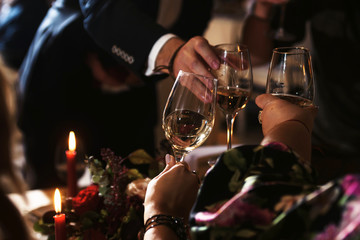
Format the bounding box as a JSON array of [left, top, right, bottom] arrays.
[[165, 154, 171, 164]]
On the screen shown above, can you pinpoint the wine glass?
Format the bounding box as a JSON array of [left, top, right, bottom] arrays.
[[272, 1, 295, 42], [266, 47, 315, 106], [212, 43, 253, 150], [162, 70, 218, 162]]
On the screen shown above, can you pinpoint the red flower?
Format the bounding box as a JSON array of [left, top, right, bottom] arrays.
[[72, 184, 101, 216]]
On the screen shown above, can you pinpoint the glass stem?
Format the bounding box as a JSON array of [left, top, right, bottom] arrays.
[[279, 4, 286, 30], [226, 114, 235, 150], [172, 148, 186, 162]]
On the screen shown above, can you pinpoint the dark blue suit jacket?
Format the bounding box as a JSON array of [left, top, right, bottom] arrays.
[[79, 0, 213, 73]]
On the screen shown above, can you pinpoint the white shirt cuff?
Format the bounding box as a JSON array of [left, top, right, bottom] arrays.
[[145, 33, 177, 76]]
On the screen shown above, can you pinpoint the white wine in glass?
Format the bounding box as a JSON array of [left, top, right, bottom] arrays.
[[162, 70, 218, 162], [266, 47, 315, 107], [213, 43, 253, 150]]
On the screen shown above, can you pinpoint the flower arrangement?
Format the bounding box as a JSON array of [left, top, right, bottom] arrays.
[[34, 148, 164, 240]]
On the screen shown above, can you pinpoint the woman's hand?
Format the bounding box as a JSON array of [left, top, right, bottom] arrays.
[[255, 94, 317, 136], [143, 155, 199, 224], [255, 94, 318, 163]]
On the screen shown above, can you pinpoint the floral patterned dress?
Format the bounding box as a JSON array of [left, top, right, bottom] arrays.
[[190, 144, 360, 240]]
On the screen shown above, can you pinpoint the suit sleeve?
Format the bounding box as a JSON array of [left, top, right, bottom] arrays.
[[79, 0, 168, 74]]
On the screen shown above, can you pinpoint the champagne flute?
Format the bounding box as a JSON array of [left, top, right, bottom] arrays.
[[266, 47, 315, 106], [213, 43, 253, 150], [162, 70, 218, 162], [272, 1, 295, 42]]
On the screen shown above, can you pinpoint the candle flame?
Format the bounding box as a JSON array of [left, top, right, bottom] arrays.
[[68, 131, 76, 151], [54, 188, 62, 213]]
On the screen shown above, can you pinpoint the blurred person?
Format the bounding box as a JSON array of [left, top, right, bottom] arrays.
[[0, 0, 50, 70], [17, 0, 218, 188], [0, 68, 30, 239], [242, 0, 360, 183]]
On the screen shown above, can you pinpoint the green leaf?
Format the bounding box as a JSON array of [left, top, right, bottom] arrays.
[[81, 217, 94, 229], [48, 235, 55, 240], [99, 185, 108, 196], [235, 228, 257, 237], [128, 149, 154, 164], [265, 158, 274, 168], [228, 169, 243, 192], [82, 210, 100, 220], [33, 219, 55, 235], [223, 148, 247, 172], [127, 168, 143, 180], [33, 221, 44, 232]]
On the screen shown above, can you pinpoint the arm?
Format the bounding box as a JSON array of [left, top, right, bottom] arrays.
[[79, 0, 168, 74], [255, 94, 317, 163], [242, 0, 307, 66], [143, 155, 199, 240], [79, 0, 218, 79], [241, 1, 277, 65]]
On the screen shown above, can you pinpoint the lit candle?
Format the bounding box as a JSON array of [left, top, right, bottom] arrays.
[[53, 188, 66, 240], [66, 131, 77, 197]]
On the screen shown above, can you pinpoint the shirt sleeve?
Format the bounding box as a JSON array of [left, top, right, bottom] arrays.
[[144, 33, 177, 76]]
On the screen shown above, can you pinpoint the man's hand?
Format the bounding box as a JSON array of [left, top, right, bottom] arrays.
[[155, 36, 220, 79]]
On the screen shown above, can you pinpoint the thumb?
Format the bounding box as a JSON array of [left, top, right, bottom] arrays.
[[163, 154, 176, 171], [255, 94, 279, 109]]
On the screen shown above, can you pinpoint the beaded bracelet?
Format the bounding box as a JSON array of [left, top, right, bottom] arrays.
[[153, 43, 185, 80], [144, 214, 188, 240]]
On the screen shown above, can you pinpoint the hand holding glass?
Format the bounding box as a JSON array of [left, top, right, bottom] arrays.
[[266, 47, 315, 106], [213, 43, 253, 150], [162, 70, 218, 162]]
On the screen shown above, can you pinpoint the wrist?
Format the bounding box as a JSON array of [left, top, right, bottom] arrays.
[[143, 214, 188, 240], [144, 203, 187, 225], [261, 120, 312, 163], [283, 119, 311, 134], [154, 38, 185, 78], [142, 224, 177, 240]]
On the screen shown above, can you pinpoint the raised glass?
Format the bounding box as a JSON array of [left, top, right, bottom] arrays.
[[162, 70, 218, 162], [266, 47, 315, 107], [212, 43, 253, 150]]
